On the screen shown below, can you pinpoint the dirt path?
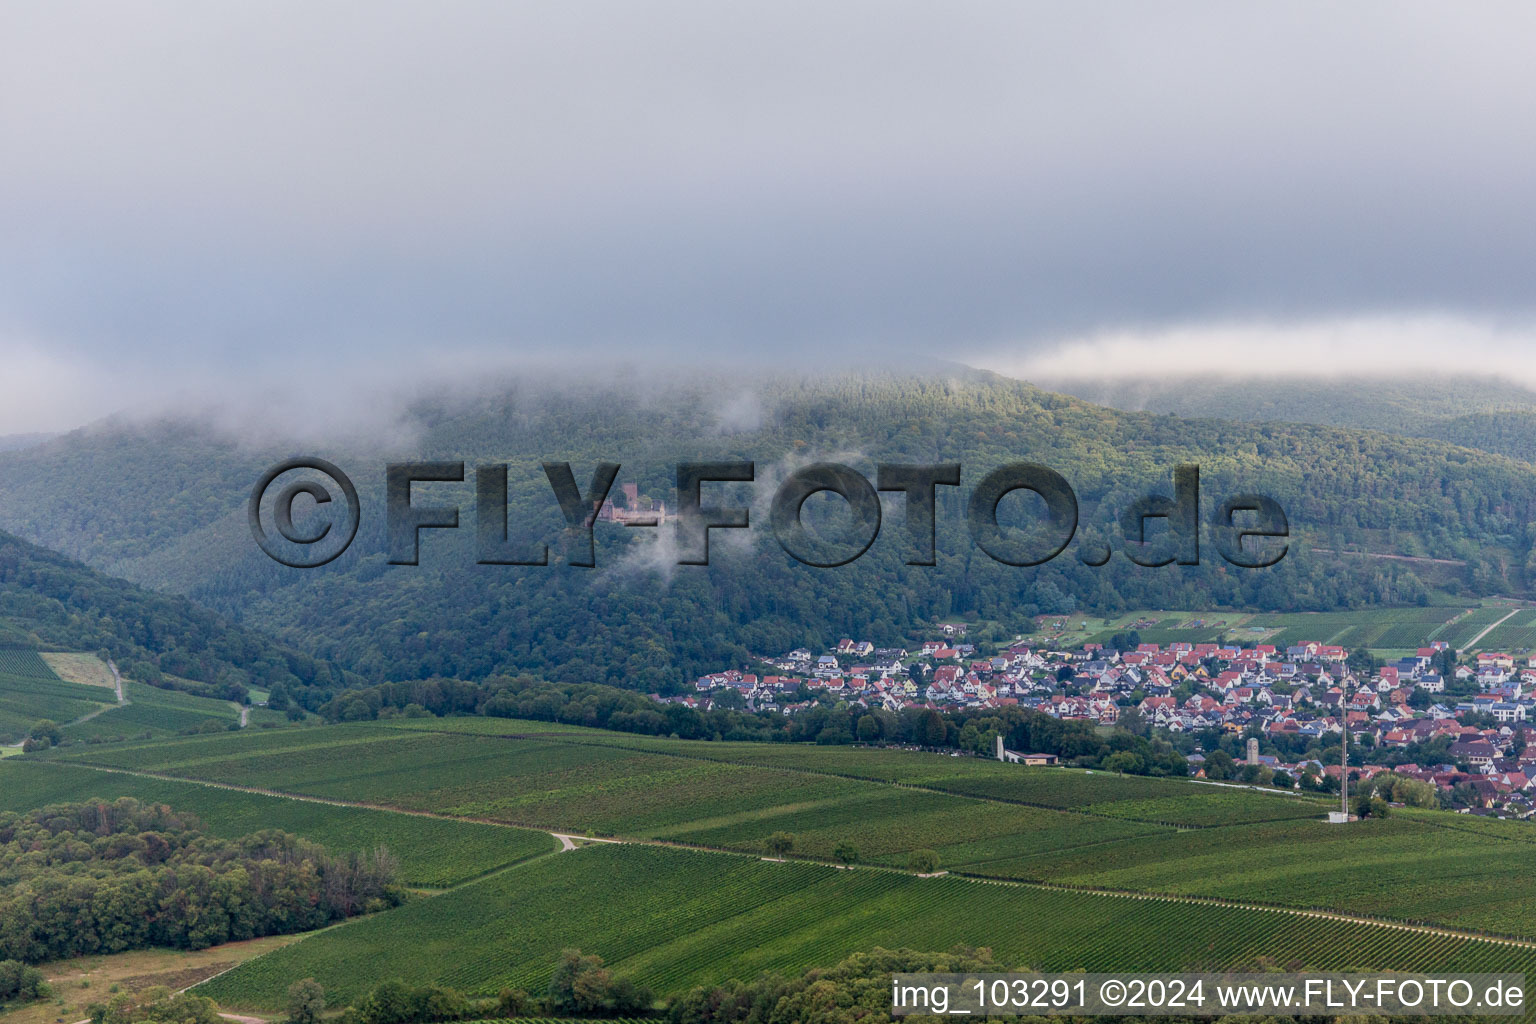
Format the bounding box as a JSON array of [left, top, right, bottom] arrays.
[[37, 760, 1535, 952], [1311, 548, 1467, 567], [551, 832, 622, 851], [64, 702, 116, 727], [72, 1015, 264, 1024], [1466, 607, 1522, 650], [56, 658, 130, 729]]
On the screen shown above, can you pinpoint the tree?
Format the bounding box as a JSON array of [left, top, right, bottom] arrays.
[[856, 714, 880, 742], [356, 979, 413, 1024], [1239, 763, 1273, 786], [1117, 705, 1149, 737], [545, 949, 647, 1014], [0, 960, 48, 1003], [94, 989, 221, 1024], [285, 979, 325, 1024], [764, 832, 795, 858], [1391, 777, 1438, 808], [1203, 749, 1235, 780], [833, 841, 860, 867], [495, 988, 527, 1017], [918, 709, 947, 746], [907, 849, 940, 873], [1354, 793, 1390, 819], [816, 718, 852, 745], [28, 720, 61, 745], [1102, 751, 1143, 775], [671, 946, 1003, 1024]]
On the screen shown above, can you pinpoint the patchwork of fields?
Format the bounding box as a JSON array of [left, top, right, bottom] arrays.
[[63, 680, 239, 741], [1071, 603, 1536, 655], [46, 722, 1318, 870], [0, 647, 276, 743], [197, 842, 1536, 1010], [13, 718, 1536, 1010], [0, 647, 113, 741], [38, 718, 1536, 939]]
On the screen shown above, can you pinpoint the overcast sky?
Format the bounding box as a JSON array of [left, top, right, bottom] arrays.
[[3, 2, 1536, 432]]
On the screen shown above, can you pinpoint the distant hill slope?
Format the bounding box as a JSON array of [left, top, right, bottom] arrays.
[[1, 370, 1534, 692], [0, 432, 57, 453], [1041, 374, 1536, 436], [1417, 411, 1536, 464], [0, 529, 353, 700]]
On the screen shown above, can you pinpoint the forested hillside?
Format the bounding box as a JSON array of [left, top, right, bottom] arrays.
[[2, 370, 1535, 693], [0, 530, 353, 698], [1044, 373, 1536, 435], [1418, 411, 1536, 464]]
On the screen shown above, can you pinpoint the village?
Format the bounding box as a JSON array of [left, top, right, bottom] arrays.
[[672, 621, 1536, 818]]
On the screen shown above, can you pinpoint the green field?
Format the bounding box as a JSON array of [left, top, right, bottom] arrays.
[[0, 647, 113, 741], [0, 759, 556, 888], [1073, 604, 1536, 655], [1474, 608, 1536, 652], [18, 719, 1536, 1010], [62, 679, 238, 741], [47, 722, 1315, 870], [196, 842, 1536, 1010], [43, 717, 1536, 939]]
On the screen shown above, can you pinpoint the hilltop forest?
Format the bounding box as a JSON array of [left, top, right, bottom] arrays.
[[0, 371, 1533, 697]]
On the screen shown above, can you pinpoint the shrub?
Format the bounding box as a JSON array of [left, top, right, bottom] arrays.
[[764, 831, 795, 858], [0, 960, 48, 1003], [286, 979, 324, 1024], [907, 849, 940, 873]]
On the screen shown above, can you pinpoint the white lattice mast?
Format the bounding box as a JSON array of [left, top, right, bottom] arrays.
[[1341, 716, 1349, 819]]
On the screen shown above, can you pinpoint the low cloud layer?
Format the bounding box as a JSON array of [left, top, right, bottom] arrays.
[[974, 314, 1536, 385], [3, 3, 1535, 433]]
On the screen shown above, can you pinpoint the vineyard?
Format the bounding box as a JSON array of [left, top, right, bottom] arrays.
[[1073, 604, 1535, 654], [1436, 606, 1517, 650], [1085, 617, 1231, 646], [63, 680, 239, 741], [0, 759, 557, 888], [0, 647, 65, 679], [0, 646, 113, 741], [1241, 607, 1462, 651], [382, 720, 1331, 826], [196, 842, 1536, 1011], [1474, 608, 1536, 652], [958, 811, 1536, 938], [47, 718, 1536, 939], [52, 727, 1167, 861]]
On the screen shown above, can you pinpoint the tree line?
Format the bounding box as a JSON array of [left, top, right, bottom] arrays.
[[312, 673, 1193, 776], [0, 799, 400, 963]]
